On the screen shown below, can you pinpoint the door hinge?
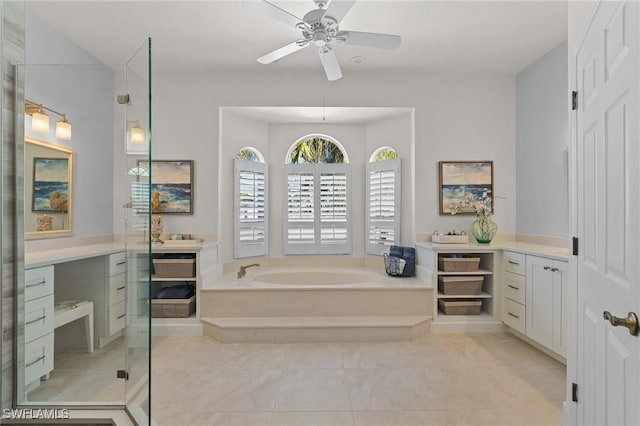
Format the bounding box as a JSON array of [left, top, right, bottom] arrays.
[[572, 91, 578, 110], [572, 382, 578, 402], [116, 369, 129, 380], [572, 237, 579, 256], [117, 94, 130, 105]]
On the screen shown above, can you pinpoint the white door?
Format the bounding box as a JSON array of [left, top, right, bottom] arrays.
[[575, 1, 640, 425]]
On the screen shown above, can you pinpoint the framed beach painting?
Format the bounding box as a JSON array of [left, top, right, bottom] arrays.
[[138, 160, 194, 214], [439, 161, 493, 215], [32, 157, 70, 212]]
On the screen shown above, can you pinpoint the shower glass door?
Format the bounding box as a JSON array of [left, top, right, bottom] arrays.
[[123, 37, 152, 424]]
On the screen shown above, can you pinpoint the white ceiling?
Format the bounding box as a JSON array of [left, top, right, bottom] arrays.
[[225, 106, 412, 124], [26, 0, 568, 76]]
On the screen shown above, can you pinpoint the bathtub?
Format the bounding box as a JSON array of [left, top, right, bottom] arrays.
[[207, 265, 427, 289]]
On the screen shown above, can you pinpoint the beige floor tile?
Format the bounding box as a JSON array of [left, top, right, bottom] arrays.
[[274, 369, 352, 411], [271, 411, 355, 426], [352, 410, 462, 426], [283, 343, 345, 369], [187, 411, 273, 426]]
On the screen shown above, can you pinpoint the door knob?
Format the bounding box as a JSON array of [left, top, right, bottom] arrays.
[[603, 311, 639, 336]]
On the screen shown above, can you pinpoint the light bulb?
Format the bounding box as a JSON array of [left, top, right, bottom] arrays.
[[130, 123, 145, 145]]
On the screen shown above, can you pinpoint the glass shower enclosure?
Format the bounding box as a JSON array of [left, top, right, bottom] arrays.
[[15, 38, 152, 424]]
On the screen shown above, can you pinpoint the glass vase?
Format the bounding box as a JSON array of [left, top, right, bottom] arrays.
[[471, 212, 498, 244]]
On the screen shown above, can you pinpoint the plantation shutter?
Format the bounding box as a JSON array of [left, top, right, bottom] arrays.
[[130, 181, 150, 232], [284, 163, 351, 254], [234, 159, 268, 258], [366, 159, 401, 255]]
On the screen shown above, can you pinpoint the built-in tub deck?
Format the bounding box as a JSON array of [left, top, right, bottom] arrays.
[[200, 265, 433, 343]]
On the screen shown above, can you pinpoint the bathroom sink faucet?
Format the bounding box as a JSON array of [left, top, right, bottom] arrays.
[[237, 263, 260, 279]]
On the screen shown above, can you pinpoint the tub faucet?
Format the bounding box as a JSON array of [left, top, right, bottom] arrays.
[[237, 263, 260, 279]]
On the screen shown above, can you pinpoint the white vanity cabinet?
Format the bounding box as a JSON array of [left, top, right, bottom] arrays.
[[526, 255, 568, 357], [501, 250, 568, 359], [24, 265, 55, 387], [107, 252, 127, 336], [502, 251, 526, 334]]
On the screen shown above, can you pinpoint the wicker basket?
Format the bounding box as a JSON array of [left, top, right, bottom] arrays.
[[152, 296, 195, 318], [438, 299, 482, 315], [438, 256, 480, 272], [438, 276, 484, 295], [152, 256, 196, 278], [384, 254, 407, 276]]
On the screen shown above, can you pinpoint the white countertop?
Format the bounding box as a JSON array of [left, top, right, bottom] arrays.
[[25, 239, 218, 268], [415, 241, 570, 261], [25, 242, 126, 268]]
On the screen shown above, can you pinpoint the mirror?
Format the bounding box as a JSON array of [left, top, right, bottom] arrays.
[[25, 137, 74, 239]]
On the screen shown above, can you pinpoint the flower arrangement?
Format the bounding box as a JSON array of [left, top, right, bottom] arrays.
[[451, 188, 497, 243]]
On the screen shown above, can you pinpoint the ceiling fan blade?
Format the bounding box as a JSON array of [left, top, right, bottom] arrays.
[[324, 0, 357, 23], [338, 30, 401, 49], [319, 48, 343, 81], [257, 0, 303, 27], [258, 41, 308, 64]]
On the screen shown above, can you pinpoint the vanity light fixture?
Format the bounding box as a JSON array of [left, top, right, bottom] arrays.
[[55, 116, 72, 141], [25, 100, 72, 141], [130, 121, 145, 145]]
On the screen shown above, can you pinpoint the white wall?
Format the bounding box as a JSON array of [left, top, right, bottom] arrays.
[[516, 42, 569, 237], [154, 71, 517, 250], [25, 11, 115, 237]]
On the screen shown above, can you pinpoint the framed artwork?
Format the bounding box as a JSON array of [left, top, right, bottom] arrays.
[[439, 161, 494, 215], [32, 157, 70, 212], [138, 160, 194, 214]]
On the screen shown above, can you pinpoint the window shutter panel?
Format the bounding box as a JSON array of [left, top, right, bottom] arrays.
[[234, 159, 268, 258], [366, 159, 401, 255], [284, 163, 351, 254]]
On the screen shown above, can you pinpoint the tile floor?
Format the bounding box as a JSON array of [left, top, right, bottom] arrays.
[[151, 333, 565, 426], [26, 338, 125, 403]]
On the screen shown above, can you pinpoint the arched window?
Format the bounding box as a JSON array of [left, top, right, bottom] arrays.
[[234, 147, 267, 258], [370, 146, 399, 162], [283, 135, 351, 254], [236, 147, 264, 163], [286, 135, 349, 164], [366, 147, 401, 255]]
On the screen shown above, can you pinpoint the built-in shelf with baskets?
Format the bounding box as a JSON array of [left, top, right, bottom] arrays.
[[415, 243, 502, 332]]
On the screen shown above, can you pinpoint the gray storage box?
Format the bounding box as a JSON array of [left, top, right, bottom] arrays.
[[438, 257, 480, 272], [438, 299, 482, 315], [152, 296, 195, 318], [438, 276, 484, 295], [152, 255, 196, 278]]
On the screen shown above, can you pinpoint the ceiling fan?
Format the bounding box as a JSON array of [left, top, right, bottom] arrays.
[[256, 0, 401, 81]]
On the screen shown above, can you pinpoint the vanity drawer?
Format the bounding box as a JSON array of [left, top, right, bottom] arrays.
[[25, 265, 54, 302], [24, 332, 54, 386], [503, 271, 526, 304], [108, 300, 126, 335], [109, 252, 127, 276], [24, 294, 54, 343], [109, 273, 126, 305], [503, 251, 526, 275], [503, 298, 526, 334]]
